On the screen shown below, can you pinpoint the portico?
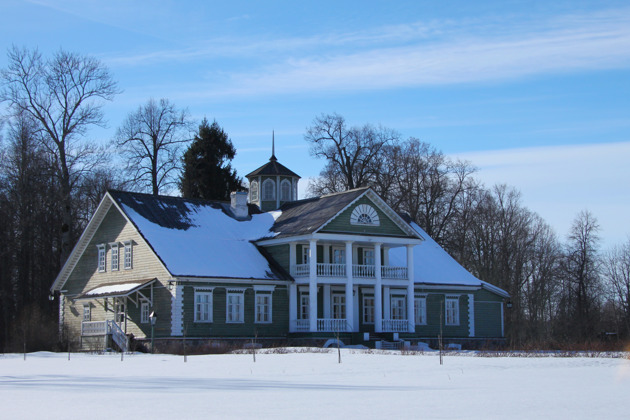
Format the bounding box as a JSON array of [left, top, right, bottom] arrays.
[[285, 236, 419, 334]]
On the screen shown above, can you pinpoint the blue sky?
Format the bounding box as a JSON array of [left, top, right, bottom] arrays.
[[1, 0, 629, 247]]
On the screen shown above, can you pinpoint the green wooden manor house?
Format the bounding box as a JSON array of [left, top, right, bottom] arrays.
[[51, 151, 508, 351]]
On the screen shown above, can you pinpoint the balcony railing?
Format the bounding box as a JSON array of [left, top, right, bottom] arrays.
[[291, 318, 350, 332], [81, 321, 108, 336], [292, 263, 407, 280], [382, 319, 411, 332]]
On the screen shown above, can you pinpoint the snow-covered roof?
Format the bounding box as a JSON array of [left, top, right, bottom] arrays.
[[77, 278, 156, 299], [110, 191, 286, 280], [389, 222, 509, 297]]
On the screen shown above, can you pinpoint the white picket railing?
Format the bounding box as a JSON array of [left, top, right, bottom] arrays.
[[317, 318, 350, 332], [109, 321, 129, 352], [81, 320, 128, 352], [382, 319, 411, 332], [352, 264, 375, 278], [81, 321, 108, 336], [381, 266, 408, 279], [293, 319, 310, 332], [292, 263, 407, 279], [317, 263, 345, 277]]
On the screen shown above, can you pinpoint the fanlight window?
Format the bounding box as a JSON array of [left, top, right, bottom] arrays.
[[350, 204, 380, 226]]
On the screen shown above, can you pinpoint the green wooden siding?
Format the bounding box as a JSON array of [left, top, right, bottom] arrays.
[[475, 301, 503, 337], [265, 244, 290, 272], [181, 283, 289, 338], [320, 196, 408, 237]]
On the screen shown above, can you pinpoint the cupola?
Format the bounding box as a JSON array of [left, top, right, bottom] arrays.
[[245, 132, 300, 211]]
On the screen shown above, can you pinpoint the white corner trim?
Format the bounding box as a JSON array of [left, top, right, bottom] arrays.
[[468, 293, 475, 337], [171, 285, 184, 336]]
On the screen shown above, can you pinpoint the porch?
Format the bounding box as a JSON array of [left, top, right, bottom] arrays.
[[80, 320, 129, 352], [291, 318, 412, 333]]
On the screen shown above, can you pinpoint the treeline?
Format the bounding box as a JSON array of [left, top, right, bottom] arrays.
[[305, 113, 630, 347], [0, 47, 241, 351], [1, 48, 628, 351]]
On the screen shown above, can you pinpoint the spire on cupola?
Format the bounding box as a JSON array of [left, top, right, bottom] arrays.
[[245, 131, 301, 211], [270, 130, 277, 162]]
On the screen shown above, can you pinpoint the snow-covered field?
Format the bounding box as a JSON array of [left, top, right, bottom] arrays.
[[1, 350, 629, 419]]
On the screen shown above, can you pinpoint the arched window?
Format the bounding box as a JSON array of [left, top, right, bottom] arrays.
[[280, 179, 291, 201], [262, 179, 275, 201], [250, 181, 259, 202], [350, 204, 380, 226]]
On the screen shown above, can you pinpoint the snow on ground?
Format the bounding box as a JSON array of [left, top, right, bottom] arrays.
[[1, 350, 629, 419]]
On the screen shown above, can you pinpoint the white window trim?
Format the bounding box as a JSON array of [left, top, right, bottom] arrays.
[[280, 179, 292, 201], [110, 242, 119, 271], [226, 290, 245, 323], [194, 288, 214, 323], [302, 246, 310, 264], [123, 240, 133, 270], [141, 302, 150, 324], [83, 304, 91, 322], [299, 293, 309, 320], [391, 295, 406, 320], [97, 244, 106, 273], [445, 296, 460, 326], [332, 294, 346, 320], [362, 295, 375, 324], [250, 180, 259, 202], [363, 248, 375, 266], [255, 292, 272, 324], [414, 296, 427, 325], [262, 178, 275, 201], [332, 247, 346, 265]]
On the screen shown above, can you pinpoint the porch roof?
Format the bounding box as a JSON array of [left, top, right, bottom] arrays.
[[75, 278, 157, 300]]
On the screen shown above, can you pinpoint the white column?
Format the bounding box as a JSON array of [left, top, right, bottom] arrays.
[[374, 242, 383, 333], [289, 242, 296, 275], [289, 284, 297, 332], [323, 244, 330, 263], [406, 244, 415, 333], [345, 240, 354, 332], [309, 239, 318, 332]]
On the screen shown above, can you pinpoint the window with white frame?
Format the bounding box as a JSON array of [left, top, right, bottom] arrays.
[[97, 244, 106, 272], [255, 292, 272, 323], [391, 296, 406, 320], [226, 290, 244, 323], [280, 179, 291, 201], [332, 247, 345, 264], [414, 296, 427, 325], [116, 301, 125, 324], [262, 179, 275, 200], [332, 294, 346, 319], [83, 304, 91, 322], [299, 294, 309, 319], [194, 290, 213, 322], [363, 296, 374, 324], [250, 180, 259, 201], [110, 243, 119, 271], [445, 297, 460, 325], [141, 302, 150, 324], [302, 246, 310, 264], [363, 249, 375, 266], [123, 241, 133, 270]]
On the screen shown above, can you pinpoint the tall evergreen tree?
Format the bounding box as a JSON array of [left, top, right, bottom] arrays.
[[180, 119, 244, 200]]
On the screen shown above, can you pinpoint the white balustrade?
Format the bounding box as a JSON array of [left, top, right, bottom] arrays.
[[294, 319, 310, 332], [352, 264, 375, 278], [81, 321, 108, 336], [317, 318, 349, 332], [317, 263, 345, 277], [382, 319, 411, 332], [381, 266, 408, 279], [292, 264, 309, 277]]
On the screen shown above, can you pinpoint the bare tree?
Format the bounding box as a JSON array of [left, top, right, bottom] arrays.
[[116, 98, 192, 195], [305, 113, 398, 193], [602, 239, 630, 337], [562, 210, 601, 340], [0, 46, 120, 261]]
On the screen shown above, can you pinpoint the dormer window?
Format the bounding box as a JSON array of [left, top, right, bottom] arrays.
[[280, 179, 291, 201], [262, 179, 275, 200], [97, 244, 106, 272], [350, 204, 380, 226], [250, 180, 259, 202]]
